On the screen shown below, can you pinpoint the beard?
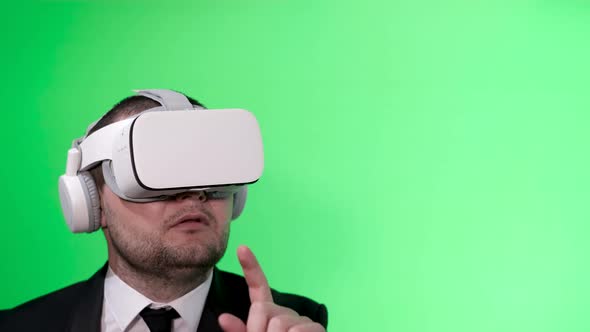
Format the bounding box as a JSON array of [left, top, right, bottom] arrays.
[[103, 203, 229, 278]]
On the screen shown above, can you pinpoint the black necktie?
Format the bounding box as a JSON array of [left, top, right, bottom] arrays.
[[139, 307, 181, 332]]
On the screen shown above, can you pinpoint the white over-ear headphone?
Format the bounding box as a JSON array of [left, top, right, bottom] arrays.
[[58, 90, 249, 233]]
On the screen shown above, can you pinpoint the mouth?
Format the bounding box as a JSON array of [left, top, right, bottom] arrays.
[[170, 212, 210, 229]]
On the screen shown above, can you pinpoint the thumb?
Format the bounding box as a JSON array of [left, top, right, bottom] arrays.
[[218, 313, 247, 332]]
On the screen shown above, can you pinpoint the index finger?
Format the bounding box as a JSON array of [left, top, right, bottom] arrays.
[[237, 245, 274, 303]]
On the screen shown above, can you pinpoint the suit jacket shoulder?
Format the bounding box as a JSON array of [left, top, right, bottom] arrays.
[[0, 266, 106, 332]]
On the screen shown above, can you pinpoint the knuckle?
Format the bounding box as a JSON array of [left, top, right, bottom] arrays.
[[249, 301, 272, 314], [250, 301, 263, 312], [268, 315, 290, 330], [288, 322, 325, 332]]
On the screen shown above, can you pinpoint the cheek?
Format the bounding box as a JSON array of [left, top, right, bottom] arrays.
[[104, 194, 167, 228], [209, 197, 234, 222], [124, 201, 166, 218]]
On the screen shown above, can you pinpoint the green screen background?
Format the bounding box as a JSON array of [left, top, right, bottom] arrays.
[[1, 1, 590, 331]]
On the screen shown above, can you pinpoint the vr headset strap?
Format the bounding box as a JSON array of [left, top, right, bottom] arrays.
[[101, 161, 158, 202], [79, 118, 134, 170], [134, 89, 202, 111]]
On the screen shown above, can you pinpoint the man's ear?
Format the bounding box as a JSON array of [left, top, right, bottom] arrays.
[[98, 186, 108, 229], [100, 209, 107, 228]]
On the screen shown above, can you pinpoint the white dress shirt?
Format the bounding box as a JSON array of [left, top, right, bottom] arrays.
[[100, 267, 213, 332]]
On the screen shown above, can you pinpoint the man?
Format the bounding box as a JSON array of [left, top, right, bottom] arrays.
[[0, 90, 328, 332]]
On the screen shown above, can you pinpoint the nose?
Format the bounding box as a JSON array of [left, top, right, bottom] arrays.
[[175, 191, 207, 203]]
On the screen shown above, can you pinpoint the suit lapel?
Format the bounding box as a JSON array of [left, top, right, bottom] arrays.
[[68, 264, 108, 332], [197, 268, 250, 332], [195, 307, 223, 332]]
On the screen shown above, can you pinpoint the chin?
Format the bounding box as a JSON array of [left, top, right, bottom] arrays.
[[163, 245, 223, 267]]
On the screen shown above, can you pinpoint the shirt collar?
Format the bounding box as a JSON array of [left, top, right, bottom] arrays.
[[104, 266, 213, 332]]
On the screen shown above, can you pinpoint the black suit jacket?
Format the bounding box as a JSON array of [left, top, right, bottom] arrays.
[[0, 264, 328, 331]]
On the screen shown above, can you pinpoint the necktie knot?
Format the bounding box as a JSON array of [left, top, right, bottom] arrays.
[[139, 306, 180, 332]]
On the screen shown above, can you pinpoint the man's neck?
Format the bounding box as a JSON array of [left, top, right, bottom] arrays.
[[108, 257, 211, 303]]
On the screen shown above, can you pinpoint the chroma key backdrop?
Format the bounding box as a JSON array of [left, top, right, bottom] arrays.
[[1, 1, 590, 331]]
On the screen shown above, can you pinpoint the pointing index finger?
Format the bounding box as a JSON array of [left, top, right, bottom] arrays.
[[237, 245, 274, 303]]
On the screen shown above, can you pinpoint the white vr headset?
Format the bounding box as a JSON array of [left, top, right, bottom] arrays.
[[58, 89, 264, 233]]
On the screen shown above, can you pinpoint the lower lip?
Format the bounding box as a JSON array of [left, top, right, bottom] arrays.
[[172, 221, 207, 230]]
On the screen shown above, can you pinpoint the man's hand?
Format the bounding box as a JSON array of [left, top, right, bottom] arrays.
[[218, 245, 326, 332]]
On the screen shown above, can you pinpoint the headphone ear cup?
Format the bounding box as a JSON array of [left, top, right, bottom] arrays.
[[231, 186, 248, 220], [79, 171, 102, 232], [58, 172, 101, 233]]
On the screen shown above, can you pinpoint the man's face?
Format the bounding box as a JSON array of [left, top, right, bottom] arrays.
[[99, 185, 234, 275]]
